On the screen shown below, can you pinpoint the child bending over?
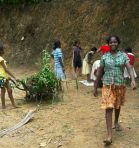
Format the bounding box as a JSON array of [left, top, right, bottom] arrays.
[[0, 44, 17, 109]]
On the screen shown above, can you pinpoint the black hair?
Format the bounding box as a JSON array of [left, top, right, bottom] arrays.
[[106, 35, 121, 44], [73, 40, 80, 46], [0, 44, 4, 55], [53, 40, 61, 50], [124, 47, 132, 53], [0, 44, 3, 50], [90, 47, 97, 52]]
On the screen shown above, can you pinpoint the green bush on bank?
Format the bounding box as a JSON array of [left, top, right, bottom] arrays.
[[21, 49, 62, 102]]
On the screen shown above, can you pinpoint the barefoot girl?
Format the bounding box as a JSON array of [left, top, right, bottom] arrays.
[[72, 40, 82, 77], [82, 47, 97, 82], [0, 44, 17, 109], [93, 35, 136, 145], [52, 40, 65, 79]]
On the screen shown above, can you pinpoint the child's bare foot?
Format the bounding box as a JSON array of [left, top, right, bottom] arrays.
[[12, 105, 19, 108], [103, 138, 112, 145], [2, 106, 6, 109]]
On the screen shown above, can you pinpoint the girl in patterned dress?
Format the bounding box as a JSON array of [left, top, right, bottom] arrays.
[[93, 36, 136, 145]]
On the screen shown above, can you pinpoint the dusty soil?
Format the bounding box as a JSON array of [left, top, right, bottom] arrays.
[[0, 67, 139, 148]]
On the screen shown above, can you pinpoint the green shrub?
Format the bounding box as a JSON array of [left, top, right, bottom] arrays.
[[21, 49, 62, 102]]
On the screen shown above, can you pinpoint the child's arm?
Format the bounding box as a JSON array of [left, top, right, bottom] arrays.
[[96, 47, 101, 53], [1, 61, 17, 81], [72, 47, 75, 67], [96, 47, 102, 56], [57, 49, 65, 72], [125, 63, 136, 89], [80, 47, 83, 60], [59, 57, 65, 72]]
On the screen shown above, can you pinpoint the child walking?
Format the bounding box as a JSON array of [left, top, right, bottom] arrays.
[[52, 40, 65, 79], [94, 35, 136, 145], [72, 40, 82, 77], [0, 44, 17, 109], [82, 47, 97, 82]]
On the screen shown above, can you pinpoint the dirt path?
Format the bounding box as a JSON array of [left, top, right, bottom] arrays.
[[0, 67, 139, 148]]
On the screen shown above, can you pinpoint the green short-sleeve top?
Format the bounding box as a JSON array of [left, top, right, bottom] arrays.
[[100, 51, 129, 85]]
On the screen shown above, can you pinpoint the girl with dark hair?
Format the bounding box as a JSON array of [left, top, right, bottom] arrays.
[[72, 40, 82, 77], [52, 40, 65, 79], [0, 44, 17, 109], [93, 35, 136, 145], [82, 47, 97, 82]]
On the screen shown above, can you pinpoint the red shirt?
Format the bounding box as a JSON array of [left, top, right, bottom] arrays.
[[99, 44, 110, 55], [126, 53, 135, 65]]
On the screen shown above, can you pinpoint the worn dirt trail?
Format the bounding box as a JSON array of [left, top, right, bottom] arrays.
[[0, 67, 139, 148]]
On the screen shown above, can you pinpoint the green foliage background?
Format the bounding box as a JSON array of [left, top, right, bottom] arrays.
[[0, 0, 138, 69]]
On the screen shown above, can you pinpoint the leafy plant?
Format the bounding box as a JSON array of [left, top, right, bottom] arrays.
[[20, 49, 62, 102]]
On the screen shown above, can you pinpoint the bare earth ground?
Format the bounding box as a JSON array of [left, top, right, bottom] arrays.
[[0, 67, 139, 148]]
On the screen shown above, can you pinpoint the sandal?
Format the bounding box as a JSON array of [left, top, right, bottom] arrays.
[[112, 126, 116, 129], [112, 124, 122, 131], [103, 139, 112, 145], [115, 124, 122, 131]]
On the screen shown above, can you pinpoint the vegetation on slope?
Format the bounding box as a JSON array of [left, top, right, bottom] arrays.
[[0, 0, 138, 69]]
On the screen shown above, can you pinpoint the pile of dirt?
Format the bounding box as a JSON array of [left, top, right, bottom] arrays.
[[0, 0, 139, 69]]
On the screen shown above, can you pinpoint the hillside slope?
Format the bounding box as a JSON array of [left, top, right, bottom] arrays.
[[0, 0, 139, 69]]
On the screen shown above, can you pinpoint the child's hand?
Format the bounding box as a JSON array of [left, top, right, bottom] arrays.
[[62, 67, 65, 72]]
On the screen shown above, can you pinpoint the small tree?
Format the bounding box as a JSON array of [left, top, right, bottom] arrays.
[[21, 49, 62, 102]]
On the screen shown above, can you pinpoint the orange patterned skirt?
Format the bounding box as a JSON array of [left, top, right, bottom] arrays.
[[101, 85, 126, 109]]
